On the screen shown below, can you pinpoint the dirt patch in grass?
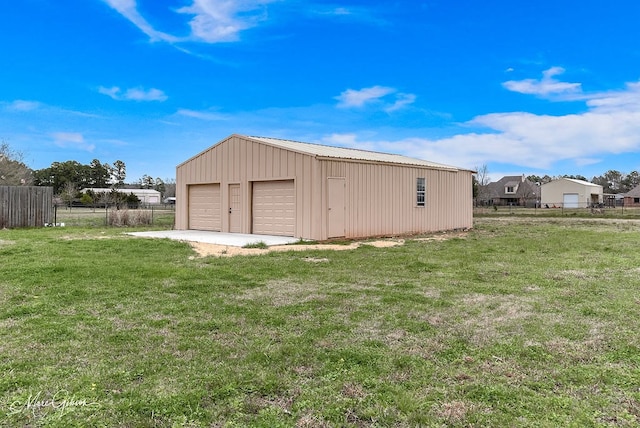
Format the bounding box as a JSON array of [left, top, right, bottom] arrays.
[[188, 239, 406, 258], [59, 232, 114, 240], [415, 230, 469, 242], [188, 230, 471, 258]]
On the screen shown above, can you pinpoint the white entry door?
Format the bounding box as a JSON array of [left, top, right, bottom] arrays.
[[327, 178, 345, 238]]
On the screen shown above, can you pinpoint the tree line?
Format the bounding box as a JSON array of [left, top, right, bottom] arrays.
[[0, 140, 174, 203]]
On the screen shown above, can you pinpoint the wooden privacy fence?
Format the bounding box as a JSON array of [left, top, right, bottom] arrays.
[[0, 186, 53, 228]]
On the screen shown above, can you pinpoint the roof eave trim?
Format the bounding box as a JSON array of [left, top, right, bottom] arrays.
[[315, 155, 462, 171]]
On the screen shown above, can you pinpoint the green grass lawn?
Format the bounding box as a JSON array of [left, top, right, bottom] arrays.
[[1, 218, 640, 427]]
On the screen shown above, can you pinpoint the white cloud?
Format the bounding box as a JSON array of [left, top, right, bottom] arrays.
[[6, 100, 42, 112], [177, 0, 275, 43], [574, 158, 601, 167], [103, 0, 275, 44], [312, 7, 354, 17], [176, 108, 228, 121], [102, 0, 178, 42], [335, 86, 416, 111], [503, 66, 582, 97], [99, 86, 168, 102], [2, 100, 100, 118], [51, 132, 95, 152], [322, 133, 358, 146], [322, 133, 378, 151], [585, 81, 640, 113], [385, 93, 417, 113], [336, 86, 395, 107], [308, 5, 385, 25], [98, 86, 121, 99], [322, 75, 640, 172], [124, 87, 168, 102], [332, 7, 352, 16], [103, 0, 381, 49]]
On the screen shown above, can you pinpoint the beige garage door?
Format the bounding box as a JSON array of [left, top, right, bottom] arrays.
[[189, 184, 221, 231], [252, 180, 295, 236]]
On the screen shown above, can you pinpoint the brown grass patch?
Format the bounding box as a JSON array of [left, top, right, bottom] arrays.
[[456, 294, 535, 345], [549, 269, 595, 281], [296, 413, 331, 428], [236, 279, 326, 307], [59, 232, 112, 241], [434, 400, 472, 422], [342, 382, 368, 399], [188, 240, 406, 258], [302, 257, 330, 263]]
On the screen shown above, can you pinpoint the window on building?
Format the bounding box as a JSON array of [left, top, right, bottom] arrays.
[[505, 186, 515, 194], [635, 198, 640, 204], [416, 177, 425, 207]]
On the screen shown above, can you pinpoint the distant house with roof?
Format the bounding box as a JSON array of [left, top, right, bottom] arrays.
[[622, 185, 640, 207], [480, 175, 540, 207]]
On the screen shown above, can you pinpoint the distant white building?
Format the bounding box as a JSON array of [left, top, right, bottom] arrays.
[[82, 188, 162, 204], [540, 178, 603, 208]]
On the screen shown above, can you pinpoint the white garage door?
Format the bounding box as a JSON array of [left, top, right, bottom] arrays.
[[189, 184, 221, 231], [563, 193, 579, 209], [252, 180, 295, 236]]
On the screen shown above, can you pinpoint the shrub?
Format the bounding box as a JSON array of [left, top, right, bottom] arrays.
[[107, 209, 152, 227], [242, 241, 268, 249]]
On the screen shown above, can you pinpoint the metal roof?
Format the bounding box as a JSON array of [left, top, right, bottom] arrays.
[[82, 188, 161, 195], [542, 178, 601, 188], [244, 135, 466, 171], [561, 178, 601, 187]]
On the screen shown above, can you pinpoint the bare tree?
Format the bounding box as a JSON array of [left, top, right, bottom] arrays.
[[474, 164, 491, 205], [517, 180, 541, 207], [60, 181, 78, 207], [163, 178, 176, 198], [0, 140, 32, 185]]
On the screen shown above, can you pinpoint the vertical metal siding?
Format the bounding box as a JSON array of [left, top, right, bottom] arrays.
[[329, 161, 472, 239], [176, 136, 473, 238], [176, 135, 322, 237]]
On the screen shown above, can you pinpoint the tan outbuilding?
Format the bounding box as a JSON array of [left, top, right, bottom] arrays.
[[175, 134, 474, 240], [540, 178, 603, 208]]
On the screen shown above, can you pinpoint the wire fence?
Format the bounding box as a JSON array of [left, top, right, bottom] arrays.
[[51, 204, 175, 228], [44, 203, 640, 227], [474, 204, 640, 218]]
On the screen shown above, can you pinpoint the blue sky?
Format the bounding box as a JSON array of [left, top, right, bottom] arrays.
[[3, 1, 640, 183]]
